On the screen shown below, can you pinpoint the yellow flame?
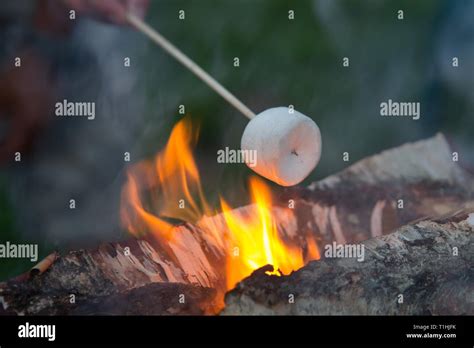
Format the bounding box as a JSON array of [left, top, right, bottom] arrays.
[[221, 176, 316, 289], [121, 117, 320, 293]]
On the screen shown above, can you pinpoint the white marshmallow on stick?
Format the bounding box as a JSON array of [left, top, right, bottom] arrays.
[[127, 13, 322, 186], [241, 107, 321, 186]]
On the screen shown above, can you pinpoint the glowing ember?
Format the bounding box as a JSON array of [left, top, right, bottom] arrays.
[[121, 118, 320, 293]]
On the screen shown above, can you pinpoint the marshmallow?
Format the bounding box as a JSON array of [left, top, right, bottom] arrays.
[[241, 107, 322, 186]]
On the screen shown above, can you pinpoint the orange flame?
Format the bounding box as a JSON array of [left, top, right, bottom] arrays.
[[121, 118, 210, 241], [121, 118, 320, 292]]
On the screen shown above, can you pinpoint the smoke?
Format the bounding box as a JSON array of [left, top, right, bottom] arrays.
[[6, 18, 151, 247]]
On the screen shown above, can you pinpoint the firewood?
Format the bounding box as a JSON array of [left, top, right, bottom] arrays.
[[0, 133, 472, 315], [221, 209, 474, 315], [1, 280, 217, 315]]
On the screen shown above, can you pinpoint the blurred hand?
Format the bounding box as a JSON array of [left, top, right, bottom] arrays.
[[60, 0, 150, 25], [0, 51, 54, 164], [35, 0, 150, 33]]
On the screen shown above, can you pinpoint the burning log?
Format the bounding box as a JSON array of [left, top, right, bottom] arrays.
[[279, 133, 474, 247], [1, 279, 217, 315], [0, 133, 473, 315], [222, 209, 474, 315]]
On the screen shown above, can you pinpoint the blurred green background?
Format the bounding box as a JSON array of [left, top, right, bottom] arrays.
[[136, 0, 473, 205]]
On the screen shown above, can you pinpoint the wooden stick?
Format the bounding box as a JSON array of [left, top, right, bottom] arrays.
[[126, 13, 256, 120]]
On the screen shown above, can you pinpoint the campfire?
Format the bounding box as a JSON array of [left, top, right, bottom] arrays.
[[120, 118, 320, 301], [1, 133, 472, 317], [0, 3, 472, 345]]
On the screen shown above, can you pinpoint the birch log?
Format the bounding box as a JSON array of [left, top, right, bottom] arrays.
[[0, 133, 473, 315], [222, 209, 474, 315]]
